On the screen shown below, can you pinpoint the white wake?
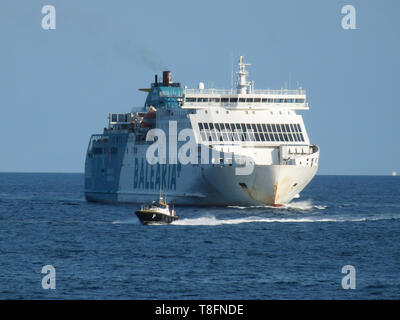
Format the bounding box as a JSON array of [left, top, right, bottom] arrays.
[[172, 214, 399, 226], [228, 200, 327, 211]]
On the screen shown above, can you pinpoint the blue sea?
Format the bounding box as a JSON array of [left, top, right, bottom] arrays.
[[0, 173, 399, 299]]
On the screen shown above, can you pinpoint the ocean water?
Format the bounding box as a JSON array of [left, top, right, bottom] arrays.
[[0, 173, 399, 299]]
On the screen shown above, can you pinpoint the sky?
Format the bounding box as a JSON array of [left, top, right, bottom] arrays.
[[0, 0, 399, 175]]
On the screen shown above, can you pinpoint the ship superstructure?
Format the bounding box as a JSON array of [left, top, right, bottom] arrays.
[[84, 56, 319, 206]]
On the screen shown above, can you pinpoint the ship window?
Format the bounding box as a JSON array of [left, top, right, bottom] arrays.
[[269, 133, 275, 142], [297, 124, 302, 132], [229, 97, 238, 103], [295, 98, 304, 103], [239, 98, 246, 102], [279, 133, 284, 141], [241, 123, 246, 132], [215, 123, 220, 131], [261, 124, 267, 132], [186, 97, 196, 102], [232, 130, 240, 141], [209, 97, 220, 102], [275, 124, 281, 133], [290, 124, 295, 132], [209, 123, 214, 129], [198, 123, 204, 130], [254, 98, 261, 102], [255, 133, 260, 141], [246, 98, 254, 102], [288, 133, 294, 142], [256, 124, 262, 132], [248, 129, 255, 141], [281, 124, 286, 133], [299, 133, 305, 141], [262, 98, 268, 102], [251, 124, 257, 132], [93, 147, 103, 154], [221, 130, 229, 141], [228, 131, 235, 142], [271, 124, 277, 132], [236, 123, 241, 130], [246, 123, 252, 130], [216, 129, 223, 141], [287, 99, 294, 103], [266, 124, 272, 132], [285, 124, 290, 132], [221, 98, 229, 103]]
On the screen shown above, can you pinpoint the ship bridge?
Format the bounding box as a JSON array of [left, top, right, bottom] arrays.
[[181, 56, 308, 111]]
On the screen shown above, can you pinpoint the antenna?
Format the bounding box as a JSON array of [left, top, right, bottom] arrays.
[[236, 55, 251, 94]]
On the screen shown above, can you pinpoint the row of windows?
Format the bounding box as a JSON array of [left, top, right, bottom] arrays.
[[198, 123, 305, 143], [185, 97, 305, 104], [91, 147, 118, 155]]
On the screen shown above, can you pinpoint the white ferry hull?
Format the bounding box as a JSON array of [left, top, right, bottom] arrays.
[[85, 158, 319, 206]]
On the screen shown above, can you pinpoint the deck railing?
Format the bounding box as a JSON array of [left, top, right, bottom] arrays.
[[184, 88, 305, 96]]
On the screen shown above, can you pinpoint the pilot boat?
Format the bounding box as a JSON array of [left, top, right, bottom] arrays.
[[135, 193, 178, 225]]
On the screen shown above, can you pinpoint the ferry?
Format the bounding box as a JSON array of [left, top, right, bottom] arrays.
[[84, 56, 319, 206]]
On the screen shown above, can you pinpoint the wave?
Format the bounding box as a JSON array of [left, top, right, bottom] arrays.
[[228, 200, 327, 211], [111, 218, 139, 225], [110, 214, 400, 227], [284, 200, 327, 211], [172, 214, 399, 226]]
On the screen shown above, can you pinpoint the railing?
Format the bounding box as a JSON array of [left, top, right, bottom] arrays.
[[184, 88, 306, 96]]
